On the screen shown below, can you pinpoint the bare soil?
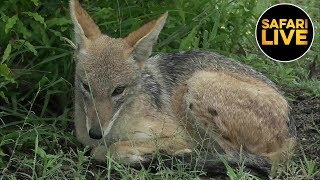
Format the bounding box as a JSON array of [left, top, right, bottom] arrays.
[[288, 90, 320, 160]]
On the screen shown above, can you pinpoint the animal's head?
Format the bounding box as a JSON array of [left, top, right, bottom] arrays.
[[70, 0, 167, 140]]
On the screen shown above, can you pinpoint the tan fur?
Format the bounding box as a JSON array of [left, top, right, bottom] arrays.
[[90, 94, 193, 164], [184, 71, 295, 162], [70, 0, 295, 169], [125, 12, 168, 47], [70, 0, 101, 40]]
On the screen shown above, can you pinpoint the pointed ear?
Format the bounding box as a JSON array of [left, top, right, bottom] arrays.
[[70, 0, 102, 48], [125, 12, 168, 64]]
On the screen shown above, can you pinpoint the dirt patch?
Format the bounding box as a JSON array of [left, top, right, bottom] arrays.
[[288, 90, 320, 160]]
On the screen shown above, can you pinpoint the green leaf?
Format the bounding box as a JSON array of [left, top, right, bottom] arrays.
[[1, 43, 12, 63], [16, 20, 31, 39], [16, 40, 38, 56], [24, 41, 38, 56], [30, 0, 39, 6], [5, 15, 18, 33], [0, 64, 10, 77], [179, 26, 199, 50], [36, 147, 47, 159], [23, 12, 46, 28], [39, 76, 50, 86], [0, 91, 9, 104], [0, 64, 14, 82], [46, 17, 71, 28], [49, 29, 62, 37]]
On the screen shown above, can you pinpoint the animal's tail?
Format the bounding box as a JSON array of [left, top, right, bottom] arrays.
[[136, 150, 271, 178]]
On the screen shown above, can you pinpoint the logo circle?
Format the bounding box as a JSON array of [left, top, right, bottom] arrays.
[[255, 3, 314, 62]]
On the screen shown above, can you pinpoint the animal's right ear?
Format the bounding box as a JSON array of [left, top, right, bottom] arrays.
[[70, 0, 102, 48]]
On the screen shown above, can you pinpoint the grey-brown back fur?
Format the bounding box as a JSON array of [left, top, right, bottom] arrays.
[[141, 50, 277, 109]]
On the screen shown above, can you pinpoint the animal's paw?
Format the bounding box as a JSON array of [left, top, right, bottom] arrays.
[[90, 145, 150, 165], [109, 142, 154, 165], [114, 148, 148, 164], [91, 146, 107, 162], [173, 148, 193, 156]]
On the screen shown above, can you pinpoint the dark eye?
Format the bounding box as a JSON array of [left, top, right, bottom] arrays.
[[112, 86, 126, 96], [82, 83, 90, 92]]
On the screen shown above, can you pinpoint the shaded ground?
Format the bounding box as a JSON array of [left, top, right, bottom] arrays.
[[289, 90, 320, 161]]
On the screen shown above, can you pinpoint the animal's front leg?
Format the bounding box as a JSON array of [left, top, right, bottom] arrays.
[[91, 145, 108, 162], [91, 137, 193, 165], [109, 141, 155, 164], [112, 137, 192, 164], [90, 142, 152, 164]]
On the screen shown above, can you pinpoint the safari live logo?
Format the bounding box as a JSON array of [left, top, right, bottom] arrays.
[[256, 3, 314, 62]]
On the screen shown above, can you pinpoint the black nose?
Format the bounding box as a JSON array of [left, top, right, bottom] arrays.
[[89, 128, 102, 139]]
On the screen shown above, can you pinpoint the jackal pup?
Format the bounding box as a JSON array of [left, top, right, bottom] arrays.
[[70, 0, 296, 174]]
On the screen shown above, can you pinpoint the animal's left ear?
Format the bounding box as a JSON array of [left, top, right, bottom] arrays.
[[125, 12, 168, 64]]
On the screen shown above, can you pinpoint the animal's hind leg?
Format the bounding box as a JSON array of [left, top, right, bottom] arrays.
[[184, 83, 236, 153], [184, 70, 293, 161], [184, 71, 242, 153]]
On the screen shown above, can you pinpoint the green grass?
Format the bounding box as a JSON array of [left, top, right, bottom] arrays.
[[1, 0, 319, 179]]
